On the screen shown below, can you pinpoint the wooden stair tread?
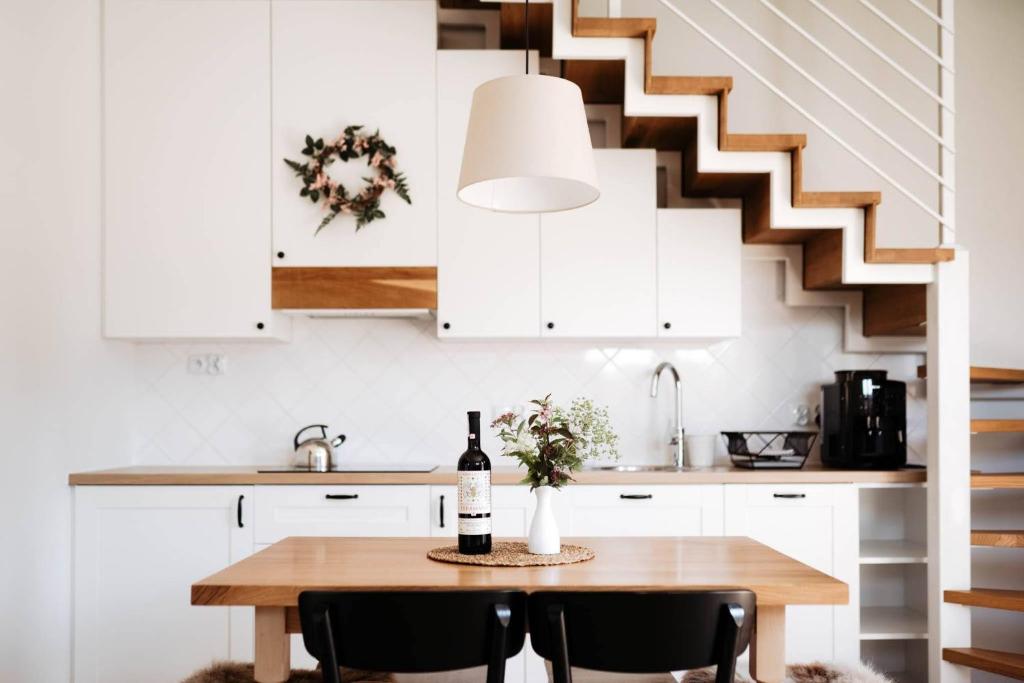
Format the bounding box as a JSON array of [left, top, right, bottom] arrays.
[[648, 75, 732, 96], [722, 133, 805, 152], [943, 648, 1024, 680], [573, 15, 656, 38], [972, 473, 1024, 489], [972, 419, 1024, 433], [795, 191, 881, 208], [946, 588, 1024, 611], [919, 366, 1024, 383], [972, 530, 1024, 547], [867, 247, 956, 264]]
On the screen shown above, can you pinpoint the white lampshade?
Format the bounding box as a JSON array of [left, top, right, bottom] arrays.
[[457, 74, 600, 213]]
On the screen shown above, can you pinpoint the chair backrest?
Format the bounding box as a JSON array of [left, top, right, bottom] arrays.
[[527, 590, 755, 683], [298, 590, 528, 683]]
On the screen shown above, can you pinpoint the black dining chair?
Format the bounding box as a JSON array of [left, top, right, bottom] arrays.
[[527, 590, 755, 683], [297, 590, 528, 683]]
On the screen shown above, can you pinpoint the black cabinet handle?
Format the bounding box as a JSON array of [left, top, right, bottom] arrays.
[[546, 322, 555, 330], [773, 493, 806, 499], [325, 494, 359, 500], [237, 494, 245, 528], [619, 494, 653, 500], [439, 494, 446, 528]]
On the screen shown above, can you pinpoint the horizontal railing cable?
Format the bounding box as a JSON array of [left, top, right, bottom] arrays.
[[657, 0, 949, 226], [759, 0, 953, 152], [804, 0, 953, 112]]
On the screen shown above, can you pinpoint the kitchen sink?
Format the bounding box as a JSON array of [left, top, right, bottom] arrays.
[[586, 464, 693, 472]]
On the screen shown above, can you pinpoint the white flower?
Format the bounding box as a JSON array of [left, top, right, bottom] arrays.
[[505, 429, 537, 456]]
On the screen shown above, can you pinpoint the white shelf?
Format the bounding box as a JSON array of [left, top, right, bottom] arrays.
[[860, 539, 928, 564], [860, 606, 929, 640]]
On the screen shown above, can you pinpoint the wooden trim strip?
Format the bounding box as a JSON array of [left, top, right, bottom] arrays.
[[971, 530, 1024, 548], [942, 648, 1024, 680], [919, 366, 1024, 383], [945, 588, 1024, 612], [971, 473, 1024, 489], [271, 266, 437, 310], [971, 420, 1024, 433]]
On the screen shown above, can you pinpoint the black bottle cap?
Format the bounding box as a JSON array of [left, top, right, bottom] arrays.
[[467, 411, 481, 439]]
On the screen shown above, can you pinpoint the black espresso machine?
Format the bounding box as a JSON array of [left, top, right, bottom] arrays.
[[820, 370, 906, 469]]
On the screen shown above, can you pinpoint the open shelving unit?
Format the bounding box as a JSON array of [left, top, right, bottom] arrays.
[[858, 484, 928, 682]]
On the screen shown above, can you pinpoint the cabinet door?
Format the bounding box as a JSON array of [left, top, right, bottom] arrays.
[[271, 0, 437, 266], [103, 0, 283, 339], [74, 486, 254, 683], [564, 485, 724, 536], [436, 51, 540, 338], [724, 484, 858, 664], [254, 485, 430, 544], [540, 149, 658, 338], [657, 208, 741, 338]]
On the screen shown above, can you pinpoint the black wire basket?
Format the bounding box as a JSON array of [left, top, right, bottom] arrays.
[[721, 431, 818, 469]]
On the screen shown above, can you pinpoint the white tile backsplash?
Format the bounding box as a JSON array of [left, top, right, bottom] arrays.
[[131, 260, 926, 468]]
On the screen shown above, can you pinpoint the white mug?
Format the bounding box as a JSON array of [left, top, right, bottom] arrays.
[[685, 433, 717, 468]]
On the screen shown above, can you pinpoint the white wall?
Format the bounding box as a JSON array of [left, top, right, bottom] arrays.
[[956, 1, 1024, 677], [0, 1, 136, 681]]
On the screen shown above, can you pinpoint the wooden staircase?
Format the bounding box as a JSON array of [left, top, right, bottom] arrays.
[[942, 365, 1024, 679], [494, 0, 954, 339]]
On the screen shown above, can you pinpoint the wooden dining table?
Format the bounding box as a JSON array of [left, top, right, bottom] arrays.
[[191, 536, 848, 683]]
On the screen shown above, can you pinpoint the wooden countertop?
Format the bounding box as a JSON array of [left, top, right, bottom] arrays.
[[191, 536, 849, 607], [69, 464, 926, 486]]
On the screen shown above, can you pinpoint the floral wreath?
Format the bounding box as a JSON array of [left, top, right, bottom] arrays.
[[284, 125, 411, 234]]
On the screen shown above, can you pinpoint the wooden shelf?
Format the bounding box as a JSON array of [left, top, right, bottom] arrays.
[[860, 606, 928, 640], [972, 530, 1024, 548], [859, 539, 927, 565], [943, 647, 1024, 680], [972, 473, 1024, 489], [971, 420, 1024, 434], [945, 588, 1024, 612], [918, 365, 1024, 384]]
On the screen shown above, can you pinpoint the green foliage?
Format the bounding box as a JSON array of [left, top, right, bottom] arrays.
[[491, 396, 619, 491]]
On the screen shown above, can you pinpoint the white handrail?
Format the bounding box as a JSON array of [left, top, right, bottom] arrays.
[[804, 0, 954, 113], [656, 0, 950, 228], [856, 0, 954, 71], [903, 0, 954, 33], [760, 0, 953, 153], [704, 0, 950, 189]]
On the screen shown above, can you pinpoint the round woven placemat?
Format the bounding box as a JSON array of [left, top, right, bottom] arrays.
[[427, 541, 595, 567]]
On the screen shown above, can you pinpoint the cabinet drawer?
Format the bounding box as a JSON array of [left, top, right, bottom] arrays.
[[732, 484, 840, 509], [254, 485, 430, 544], [564, 485, 723, 536]]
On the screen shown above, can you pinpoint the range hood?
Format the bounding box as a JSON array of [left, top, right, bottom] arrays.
[[272, 266, 437, 317]]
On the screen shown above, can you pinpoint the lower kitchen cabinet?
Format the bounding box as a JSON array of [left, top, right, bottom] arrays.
[[73, 486, 254, 683], [565, 484, 725, 536], [724, 484, 859, 665]]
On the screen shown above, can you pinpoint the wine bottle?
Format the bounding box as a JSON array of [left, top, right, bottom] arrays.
[[457, 410, 492, 554]]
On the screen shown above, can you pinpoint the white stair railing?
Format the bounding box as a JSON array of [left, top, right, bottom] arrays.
[[647, 0, 955, 244]]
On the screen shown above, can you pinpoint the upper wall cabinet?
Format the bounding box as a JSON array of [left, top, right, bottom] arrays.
[[271, 0, 437, 268], [103, 0, 285, 339], [657, 208, 741, 338], [540, 149, 658, 338], [436, 51, 541, 338]]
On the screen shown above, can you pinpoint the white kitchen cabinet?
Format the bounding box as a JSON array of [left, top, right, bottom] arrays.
[[564, 484, 724, 536], [271, 0, 437, 267], [540, 149, 658, 338], [436, 51, 541, 338], [74, 486, 254, 683], [103, 0, 285, 340], [657, 208, 742, 338], [724, 484, 859, 665], [254, 485, 430, 544], [429, 484, 573, 538]]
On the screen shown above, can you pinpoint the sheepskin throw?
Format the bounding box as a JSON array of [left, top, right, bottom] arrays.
[[681, 662, 893, 683], [182, 661, 394, 683]]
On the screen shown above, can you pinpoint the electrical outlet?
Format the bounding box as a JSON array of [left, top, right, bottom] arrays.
[[187, 355, 208, 375], [206, 354, 227, 376]]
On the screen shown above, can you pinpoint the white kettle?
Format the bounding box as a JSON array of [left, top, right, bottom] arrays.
[[293, 424, 346, 472]]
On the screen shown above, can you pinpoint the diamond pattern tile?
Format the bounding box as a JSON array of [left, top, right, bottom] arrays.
[[130, 261, 926, 467]]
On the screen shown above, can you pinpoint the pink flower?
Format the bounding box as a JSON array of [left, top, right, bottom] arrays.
[[354, 137, 369, 152], [310, 172, 328, 190], [385, 156, 397, 168], [370, 151, 384, 168]]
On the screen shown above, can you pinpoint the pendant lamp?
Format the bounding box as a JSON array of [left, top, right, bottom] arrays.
[[457, 0, 599, 213]]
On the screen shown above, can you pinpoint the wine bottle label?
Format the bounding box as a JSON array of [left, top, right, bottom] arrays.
[[458, 470, 491, 515], [458, 516, 491, 535]]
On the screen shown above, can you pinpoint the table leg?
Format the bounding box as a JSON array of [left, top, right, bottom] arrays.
[[254, 606, 291, 683], [750, 605, 785, 683]]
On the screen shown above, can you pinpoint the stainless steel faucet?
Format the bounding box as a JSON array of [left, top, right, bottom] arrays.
[[650, 362, 685, 469]]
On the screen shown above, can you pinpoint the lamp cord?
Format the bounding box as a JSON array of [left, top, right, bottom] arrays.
[[524, 0, 530, 74]]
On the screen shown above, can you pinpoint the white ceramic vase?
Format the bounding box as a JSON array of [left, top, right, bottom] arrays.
[[528, 485, 561, 555]]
